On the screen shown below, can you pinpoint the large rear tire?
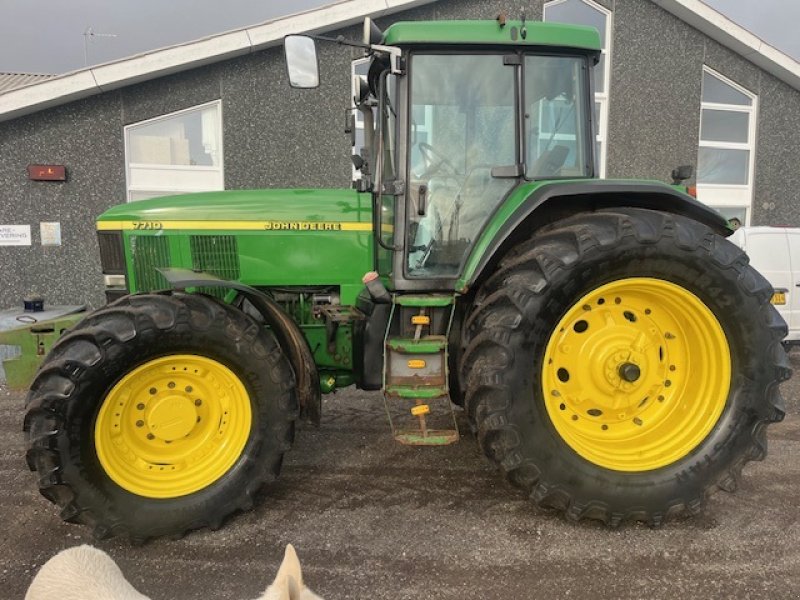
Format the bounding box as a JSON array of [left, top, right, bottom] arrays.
[[24, 292, 297, 541], [460, 208, 789, 525]]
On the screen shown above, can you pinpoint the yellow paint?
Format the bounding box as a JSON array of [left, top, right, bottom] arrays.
[[411, 404, 430, 416], [541, 278, 731, 472], [407, 359, 427, 369], [97, 220, 373, 232], [94, 354, 252, 498]]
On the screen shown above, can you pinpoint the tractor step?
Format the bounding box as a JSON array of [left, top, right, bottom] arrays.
[[393, 294, 454, 307], [381, 295, 459, 446], [394, 429, 460, 446]]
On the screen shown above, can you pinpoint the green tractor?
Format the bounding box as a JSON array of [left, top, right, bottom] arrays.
[[24, 18, 789, 540]]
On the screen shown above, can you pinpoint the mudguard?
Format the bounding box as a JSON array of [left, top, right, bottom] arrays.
[[159, 268, 321, 426], [459, 179, 731, 292]]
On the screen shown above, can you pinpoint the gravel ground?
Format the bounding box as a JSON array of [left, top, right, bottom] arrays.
[[2, 351, 799, 599]]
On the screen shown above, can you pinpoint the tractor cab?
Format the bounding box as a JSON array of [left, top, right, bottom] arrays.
[[286, 18, 601, 290]]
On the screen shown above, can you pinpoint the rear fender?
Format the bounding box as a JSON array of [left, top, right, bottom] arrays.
[[460, 180, 731, 292]]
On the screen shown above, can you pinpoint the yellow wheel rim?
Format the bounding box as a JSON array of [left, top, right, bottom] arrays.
[[95, 355, 252, 498], [542, 278, 731, 472]]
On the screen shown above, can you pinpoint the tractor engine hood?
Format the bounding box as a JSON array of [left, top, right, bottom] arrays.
[[97, 188, 372, 229], [96, 188, 375, 303]]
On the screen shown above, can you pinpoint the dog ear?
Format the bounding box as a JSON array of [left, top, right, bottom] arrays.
[[276, 544, 304, 590], [259, 544, 325, 600], [259, 545, 303, 600]]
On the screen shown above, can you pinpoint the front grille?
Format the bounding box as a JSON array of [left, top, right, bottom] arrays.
[[190, 235, 240, 298], [130, 235, 170, 292], [97, 231, 125, 274]]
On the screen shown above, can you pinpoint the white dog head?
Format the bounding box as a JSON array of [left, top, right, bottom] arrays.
[[26, 543, 323, 600]]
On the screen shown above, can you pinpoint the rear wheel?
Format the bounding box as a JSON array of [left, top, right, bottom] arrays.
[[461, 208, 789, 525], [24, 292, 297, 541]]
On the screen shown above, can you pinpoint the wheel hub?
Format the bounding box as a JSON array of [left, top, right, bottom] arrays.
[[146, 395, 197, 441], [618, 362, 641, 383], [542, 278, 731, 472]]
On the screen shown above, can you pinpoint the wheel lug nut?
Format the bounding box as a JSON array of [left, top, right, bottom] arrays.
[[185, 386, 193, 393], [168, 382, 175, 389], [195, 399, 202, 406], [146, 433, 155, 440], [136, 403, 145, 410], [136, 420, 144, 428], [149, 388, 157, 395]]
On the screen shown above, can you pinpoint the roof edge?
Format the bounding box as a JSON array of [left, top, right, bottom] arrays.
[[0, 0, 437, 123], [1, 0, 799, 123], [653, 0, 800, 90]]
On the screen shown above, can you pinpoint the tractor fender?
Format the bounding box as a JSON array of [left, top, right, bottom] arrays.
[[158, 268, 321, 426], [463, 180, 731, 291]]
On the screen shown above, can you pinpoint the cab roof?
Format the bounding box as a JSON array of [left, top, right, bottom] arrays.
[[382, 19, 602, 53]]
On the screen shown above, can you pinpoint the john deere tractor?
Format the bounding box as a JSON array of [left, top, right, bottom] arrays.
[[24, 18, 789, 541]]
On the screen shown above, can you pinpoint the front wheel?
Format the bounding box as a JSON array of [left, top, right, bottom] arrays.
[[24, 292, 297, 541], [461, 208, 790, 525]]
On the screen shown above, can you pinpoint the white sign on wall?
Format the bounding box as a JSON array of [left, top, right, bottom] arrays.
[[40, 222, 62, 246], [0, 225, 32, 246]]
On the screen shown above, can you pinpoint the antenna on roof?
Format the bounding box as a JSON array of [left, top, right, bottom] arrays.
[[83, 27, 118, 67]]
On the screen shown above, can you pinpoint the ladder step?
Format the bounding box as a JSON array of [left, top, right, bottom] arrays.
[[385, 385, 448, 399], [387, 336, 446, 354], [393, 294, 454, 307], [394, 429, 459, 446]]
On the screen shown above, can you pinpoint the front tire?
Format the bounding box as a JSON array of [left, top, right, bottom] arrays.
[[461, 208, 789, 525], [24, 292, 297, 541]]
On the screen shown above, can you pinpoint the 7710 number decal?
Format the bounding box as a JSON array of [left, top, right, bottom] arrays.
[[132, 221, 163, 230]]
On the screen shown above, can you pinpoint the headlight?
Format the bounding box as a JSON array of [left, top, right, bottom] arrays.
[[103, 274, 127, 287]]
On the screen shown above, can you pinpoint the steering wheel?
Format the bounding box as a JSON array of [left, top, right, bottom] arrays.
[[418, 142, 457, 177]]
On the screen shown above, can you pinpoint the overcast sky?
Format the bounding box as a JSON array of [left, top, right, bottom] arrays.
[[0, 0, 797, 74]]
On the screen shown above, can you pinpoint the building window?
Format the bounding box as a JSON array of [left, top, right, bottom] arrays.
[[697, 68, 757, 226], [124, 100, 224, 202], [544, 0, 612, 177]]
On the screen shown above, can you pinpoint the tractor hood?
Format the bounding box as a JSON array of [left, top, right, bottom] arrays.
[[98, 188, 373, 228], [97, 188, 375, 305]]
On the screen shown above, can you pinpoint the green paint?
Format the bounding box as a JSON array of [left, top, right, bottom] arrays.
[[383, 20, 602, 52], [394, 432, 457, 446], [387, 338, 446, 354], [393, 295, 454, 307], [385, 385, 448, 399]]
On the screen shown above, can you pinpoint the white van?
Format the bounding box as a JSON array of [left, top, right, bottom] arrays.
[[729, 226, 799, 343]]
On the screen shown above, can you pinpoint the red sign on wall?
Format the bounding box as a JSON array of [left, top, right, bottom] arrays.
[[27, 164, 67, 181]]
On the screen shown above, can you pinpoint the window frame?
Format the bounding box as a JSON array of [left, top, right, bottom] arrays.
[[123, 99, 224, 202], [543, 0, 612, 178], [697, 67, 758, 226]]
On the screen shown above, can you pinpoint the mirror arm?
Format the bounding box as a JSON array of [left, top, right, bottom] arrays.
[[304, 33, 371, 51], [303, 34, 403, 74]]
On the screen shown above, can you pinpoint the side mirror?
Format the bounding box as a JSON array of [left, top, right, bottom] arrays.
[[284, 35, 319, 88]]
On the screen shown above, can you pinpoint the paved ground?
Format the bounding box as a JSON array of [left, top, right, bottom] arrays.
[[2, 352, 800, 599]]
